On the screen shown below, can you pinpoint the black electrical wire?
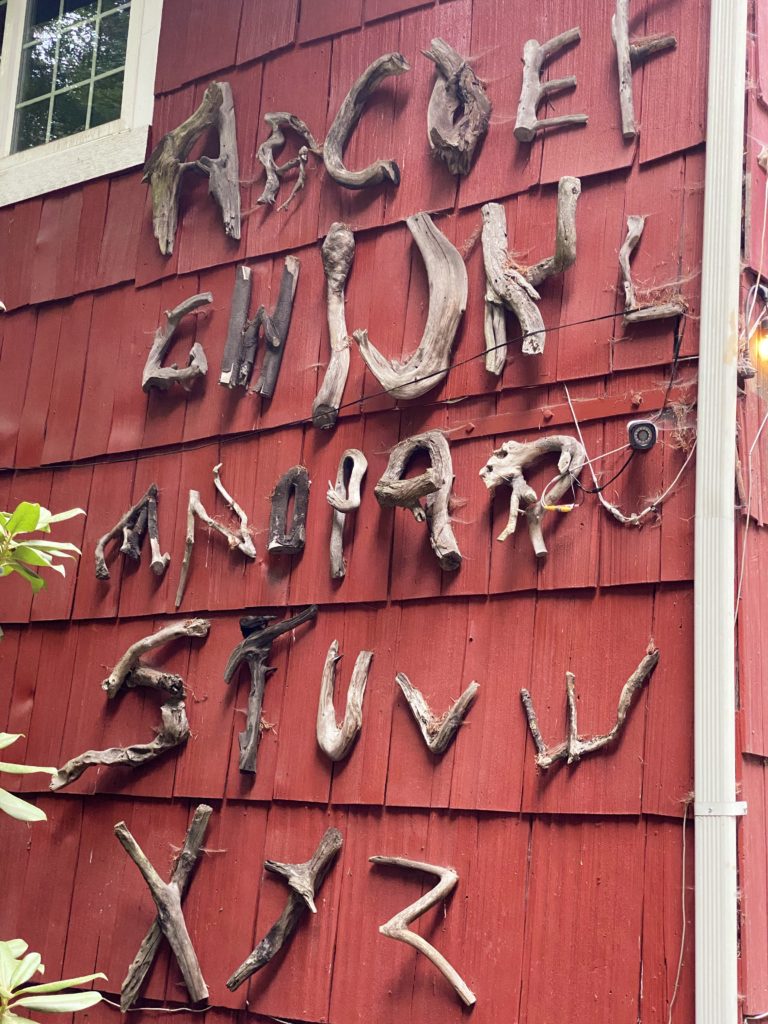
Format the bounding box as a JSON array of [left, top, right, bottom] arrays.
[[2, 307, 690, 477], [652, 312, 686, 423], [573, 450, 636, 494]]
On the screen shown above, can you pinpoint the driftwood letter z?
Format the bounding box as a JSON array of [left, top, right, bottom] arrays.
[[370, 856, 476, 1006]]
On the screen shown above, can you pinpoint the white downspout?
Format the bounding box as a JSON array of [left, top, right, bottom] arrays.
[[694, 1, 748, 1023]]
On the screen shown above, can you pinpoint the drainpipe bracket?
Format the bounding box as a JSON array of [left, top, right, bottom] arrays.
[[693, 801, 748, 817]]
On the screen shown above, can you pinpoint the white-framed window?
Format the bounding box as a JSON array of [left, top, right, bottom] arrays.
[[0, 0, 163, 206]]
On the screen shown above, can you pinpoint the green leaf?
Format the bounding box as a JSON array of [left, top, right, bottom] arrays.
[[0, 788, 47, 822], [4, 942, 29, 958], [5, 503, 41, 537], [10, 951, 42, 988], [19, 541, 80, 556], [0, 940, 21, 991], [13, 990, 104, 1012], [2, 1010, 32, 1022], [0, 734, 23, 751], [17, 973, 106, 996], [11, 546, 54, 569], [36, 507, 85, 529], [0, 762, 56, 776]]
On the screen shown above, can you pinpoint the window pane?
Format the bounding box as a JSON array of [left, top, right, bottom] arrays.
[[63, 0, 98, 16], [55, 19, 96, 90], [15, 99, 49, 151], [18, 42, 55, 101], [30, 0, 61, 28], [12, 0, 131, 152], [95, 7, 128, 76], [0, 2, 7, 57], [50, 80, 88, 139], [90, 68, 122, 126]]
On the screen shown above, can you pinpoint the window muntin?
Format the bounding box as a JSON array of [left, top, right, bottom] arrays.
[[13, 0, 130, 152]]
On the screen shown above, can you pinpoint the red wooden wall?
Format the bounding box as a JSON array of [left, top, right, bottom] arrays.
[[0, 0, 708, 1021]]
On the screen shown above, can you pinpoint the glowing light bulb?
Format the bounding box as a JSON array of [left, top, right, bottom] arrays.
[[757, 318, 768, 362]]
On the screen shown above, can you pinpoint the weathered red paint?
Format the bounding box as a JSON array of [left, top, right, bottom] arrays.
[[0, 0, 718, 1020]]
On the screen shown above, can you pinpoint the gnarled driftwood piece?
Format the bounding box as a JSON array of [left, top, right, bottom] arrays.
[[353, 213, 467, 399], [143, 81, 240, 255], [120, 804, 213, 1011], [268, 465, 310, 554], [482, 176, 580, 368], [514, 28, 587, 142], [95, 483, 170, 580], [50, 701, 190, 791], [102, 619, 211, 700], [142, 293, 212, 392], [423, 37, 491, 175], [175, 465, 256, 608], [612, 0, 676, 140], [370, 856, 476, 1007], [317, 641, 373, 761], [115, 819, 208, 1005], [395, 673, 478, 754], [224, 605, 318, 774], [226, 827, 343, 990], [219, 265, 253, 387], [250, 256, 300, 398], [313, 223, 356, 429], [256, 112, 323, 210], [324, 52, 410, 189], [375, 430, 461, 571], [479, 435, 586, 556], [619, 215, 687, 324], [327, 448, 368, 579], [521, 643, 660, 770]]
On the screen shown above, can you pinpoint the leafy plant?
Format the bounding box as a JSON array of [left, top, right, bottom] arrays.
[[0, 503, 84, 593], [0, 735, 55, 823], [0, 938, 105, 1022]]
